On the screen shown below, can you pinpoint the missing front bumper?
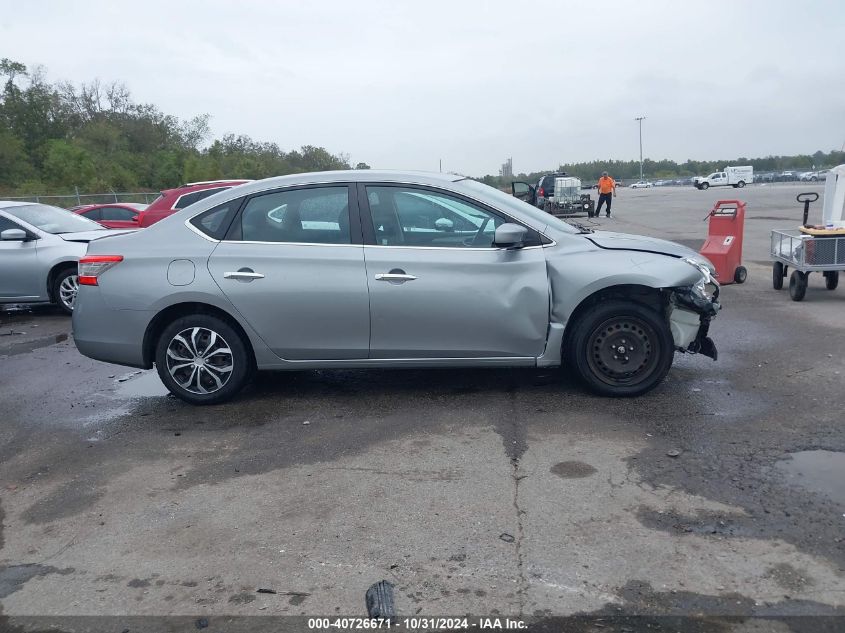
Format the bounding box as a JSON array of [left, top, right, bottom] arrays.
[[669, 285, 721, 360]]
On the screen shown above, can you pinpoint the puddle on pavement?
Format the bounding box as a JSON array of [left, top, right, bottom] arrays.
[[550, 461, 597, 478], [1, 333, 69, 356], [115, 370, 169, 398], [775, 450, 845, 506]]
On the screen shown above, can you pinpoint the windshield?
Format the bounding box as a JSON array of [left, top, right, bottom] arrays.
[[458, 179, 579, 234], [4, 203, 105, 234]]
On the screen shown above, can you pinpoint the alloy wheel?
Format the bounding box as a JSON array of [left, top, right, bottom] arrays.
[[165, 327, 234, 394], [59, 274, 79, 311]]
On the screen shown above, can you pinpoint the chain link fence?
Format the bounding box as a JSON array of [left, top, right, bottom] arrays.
[[2, 191, 160, 208]]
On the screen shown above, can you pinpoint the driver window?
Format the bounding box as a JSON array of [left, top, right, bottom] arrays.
[[366, 186, 506, 248]]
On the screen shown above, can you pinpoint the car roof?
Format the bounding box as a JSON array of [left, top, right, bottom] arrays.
[[183, 170, 466, 199], [0, 200, 39, 209]]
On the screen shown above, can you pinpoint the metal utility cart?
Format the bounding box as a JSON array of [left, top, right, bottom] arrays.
[[770, 193, 844, 301]]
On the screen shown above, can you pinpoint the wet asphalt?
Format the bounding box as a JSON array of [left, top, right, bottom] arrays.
[[0, 183, 844, 628]]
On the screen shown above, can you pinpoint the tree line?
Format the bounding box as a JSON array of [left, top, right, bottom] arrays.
[[0, 59, 368, 196], [3, 58, 842, 196]]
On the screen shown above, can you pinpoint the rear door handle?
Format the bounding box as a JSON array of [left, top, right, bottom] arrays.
[[375, 273, 417, 283], [223, 270, 265, 281]]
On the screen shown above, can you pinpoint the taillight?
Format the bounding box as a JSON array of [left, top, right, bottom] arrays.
[[538, 187, 545, 197], [78, 255, 123, 286]]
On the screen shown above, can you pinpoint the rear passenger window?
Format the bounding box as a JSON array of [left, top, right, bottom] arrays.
[[237, 187, 351, 244], [189, 201, 240, 240]]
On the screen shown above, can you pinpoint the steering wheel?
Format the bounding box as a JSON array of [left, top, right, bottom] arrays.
[[465, 216, 493, 247]]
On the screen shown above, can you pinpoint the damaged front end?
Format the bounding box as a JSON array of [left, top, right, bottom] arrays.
[[667, 261, 721, 360]]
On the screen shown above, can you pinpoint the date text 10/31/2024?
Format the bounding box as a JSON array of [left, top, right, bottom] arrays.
[[307, 617, 528, 630]]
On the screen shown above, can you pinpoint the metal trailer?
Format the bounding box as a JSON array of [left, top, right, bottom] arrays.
[[545, 176, 595, 217]]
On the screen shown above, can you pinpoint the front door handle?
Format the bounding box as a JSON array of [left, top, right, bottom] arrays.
[[223, 269, 265, 282], [375, 273, 417, 283]]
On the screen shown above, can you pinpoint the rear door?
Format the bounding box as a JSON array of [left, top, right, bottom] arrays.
[[360, 184, 549, 359], [206, 184, 370, 360]]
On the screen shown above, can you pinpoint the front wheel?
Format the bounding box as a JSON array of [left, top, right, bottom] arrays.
[[772, 262, 784, 289], [155, 314, 253, 405], [789, 270, 808, 301], [700, 182, 710, 190], [734, 266, 747, 284], [566, 300, 675, 397], [53, 268, 79, 315]]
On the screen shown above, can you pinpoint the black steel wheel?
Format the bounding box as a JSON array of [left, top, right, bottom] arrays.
[[566, 300, 675, 397], [789, 270, 808, 302], [734, 266, 748, 284], [772, 262, 784, 290], [825, 271, 839, 290]]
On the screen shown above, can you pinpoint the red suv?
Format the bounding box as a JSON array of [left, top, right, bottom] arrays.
[[136, 180, 251, 227]]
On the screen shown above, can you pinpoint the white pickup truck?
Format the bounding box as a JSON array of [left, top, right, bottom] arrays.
[[693, 166, 753, 190]]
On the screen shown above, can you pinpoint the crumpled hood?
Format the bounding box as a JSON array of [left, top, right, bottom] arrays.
[[587, 231, 700, 259], [59, 229, 136, 243]]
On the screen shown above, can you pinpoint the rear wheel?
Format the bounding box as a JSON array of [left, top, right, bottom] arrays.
[[736, 181, 746, 188], [825, 271, 839, 290], [566, 300, 675, 397], [734, 266, 747, 284], [772, 262, 784, 289], [53, 268, 78, 315], [155, 314, 253, 405], [789, 270, 808, 301]]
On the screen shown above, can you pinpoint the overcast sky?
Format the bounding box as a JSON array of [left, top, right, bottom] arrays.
[[3, 0, 844, 176]]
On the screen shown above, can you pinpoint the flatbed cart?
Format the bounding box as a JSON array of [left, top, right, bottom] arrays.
[[771, 193, 845, 301]]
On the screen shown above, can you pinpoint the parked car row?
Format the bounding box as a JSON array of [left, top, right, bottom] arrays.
[[70, 180, 252, 229]]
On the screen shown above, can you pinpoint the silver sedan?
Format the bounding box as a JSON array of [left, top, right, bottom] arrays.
[[0, 202, 133, 314], [73, 171, 721, 404]]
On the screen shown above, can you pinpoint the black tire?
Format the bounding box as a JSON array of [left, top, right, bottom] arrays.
[[789, 270, 808, 302], [736, 181, 746, 188], [155, 314, 253, 405], [566, 300, 675, 397], [734, 266, 748, 284], [825, 271, 839, 290], [772, 262, 784, 290], [700, 182, 710, 190], [53, 268, 78, 315]]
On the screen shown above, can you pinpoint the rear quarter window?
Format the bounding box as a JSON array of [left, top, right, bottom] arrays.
[[189, 200, 240, 240]]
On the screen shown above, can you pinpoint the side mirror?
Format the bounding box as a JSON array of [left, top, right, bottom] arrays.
[[1, 228, 28, 241], [130, 216, 139, 224], [493, 223, 528, 249]]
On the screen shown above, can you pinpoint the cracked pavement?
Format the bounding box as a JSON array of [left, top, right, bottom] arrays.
[[1, 183, 844, 628]]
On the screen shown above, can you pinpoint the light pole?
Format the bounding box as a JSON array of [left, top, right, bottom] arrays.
[[635, 116, 645, 181]]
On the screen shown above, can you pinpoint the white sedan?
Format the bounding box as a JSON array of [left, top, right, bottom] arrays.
[[630, 181, 654, 189]]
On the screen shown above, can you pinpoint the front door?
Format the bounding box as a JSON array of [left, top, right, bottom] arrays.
[[360, 184, 549, 359], [511, 181, 536, 205], [0, 215, 40, 300], [98, 206, 139, 229], [207, 185, 370, 360]]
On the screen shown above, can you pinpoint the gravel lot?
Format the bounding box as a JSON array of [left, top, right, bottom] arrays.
[[1, 182, 844, 629]]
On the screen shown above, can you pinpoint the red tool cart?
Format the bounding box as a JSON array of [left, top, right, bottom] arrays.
[[700, 200, 747, 285]]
